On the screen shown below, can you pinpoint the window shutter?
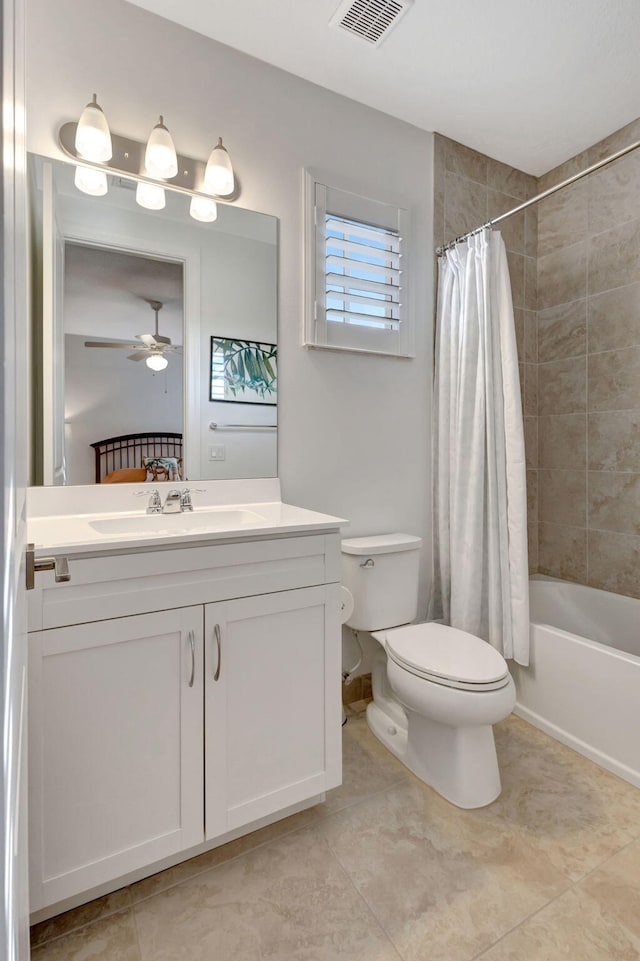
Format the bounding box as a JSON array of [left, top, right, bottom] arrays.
[[304, 173, 412, 356]]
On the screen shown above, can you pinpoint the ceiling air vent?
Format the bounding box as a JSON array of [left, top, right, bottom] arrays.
[[330, 0, 413, 45]]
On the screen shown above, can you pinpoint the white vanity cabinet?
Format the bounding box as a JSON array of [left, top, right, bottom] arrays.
[[27, 527, 342, 918], [29, 608, 205, 911]]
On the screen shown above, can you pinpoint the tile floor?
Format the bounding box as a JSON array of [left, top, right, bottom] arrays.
[[31, 704, 640, 961]]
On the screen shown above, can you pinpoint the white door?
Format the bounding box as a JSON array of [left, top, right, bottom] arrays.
[[205, 585, 342, 839], [29, 607, 205, 911], [1, 0, 29, 956]]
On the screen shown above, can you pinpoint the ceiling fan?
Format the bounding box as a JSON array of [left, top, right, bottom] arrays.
[[83, 300, 181, 370]]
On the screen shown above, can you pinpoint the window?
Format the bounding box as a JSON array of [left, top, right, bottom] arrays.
[[304, 173, 412, 356]]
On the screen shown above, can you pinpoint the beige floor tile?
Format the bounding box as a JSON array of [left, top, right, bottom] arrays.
[[321, 778, 568, 961], [477, 885, 640, 961], [131, 805, 320, 902], [133, 828, 402, 961], [489, 716, 640, 879], [579, 839, 640, 940], [30, 886, 132, 947], [315, 714, 410, 817], [31, 909, 141, 961]]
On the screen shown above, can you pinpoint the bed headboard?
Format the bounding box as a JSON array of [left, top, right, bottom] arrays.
[[90, 432, 183, 483]]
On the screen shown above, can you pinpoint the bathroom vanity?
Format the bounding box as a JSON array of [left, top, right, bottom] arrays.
[[27, 480, 343, 920]]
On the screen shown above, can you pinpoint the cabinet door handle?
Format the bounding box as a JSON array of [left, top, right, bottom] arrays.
[[187, 630, 196, 688], [213, 624, 221, 681]]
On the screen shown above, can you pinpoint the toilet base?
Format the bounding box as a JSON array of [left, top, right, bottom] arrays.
[[366, 699, 502, 809]]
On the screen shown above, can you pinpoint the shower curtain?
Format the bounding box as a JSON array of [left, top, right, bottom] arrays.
[[430, 229, 530, 666]]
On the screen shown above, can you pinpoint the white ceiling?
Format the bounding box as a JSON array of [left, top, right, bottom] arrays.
[[124, 0, 640, 175]]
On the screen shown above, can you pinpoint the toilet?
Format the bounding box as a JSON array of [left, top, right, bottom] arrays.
[[342, 534, 516, 809]]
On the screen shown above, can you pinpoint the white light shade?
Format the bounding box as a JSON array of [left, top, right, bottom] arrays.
[[204, 137, 234, 196], [136, 180, 166, 210], [74, 165, 108, 196], [190, 195, 218, 222], [146, 353, 169, 371], [144, 116, 178, 179], [75, 95, 112, 162]]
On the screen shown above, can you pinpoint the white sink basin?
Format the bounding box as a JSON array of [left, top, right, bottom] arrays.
[[89, 508, 266, 536]]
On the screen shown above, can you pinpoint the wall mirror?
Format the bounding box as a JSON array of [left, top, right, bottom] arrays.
[[28, 155, 278, 487]]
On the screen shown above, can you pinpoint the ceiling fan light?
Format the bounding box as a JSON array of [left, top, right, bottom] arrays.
[[136, 180, 166, 210], [75, 94, 112, 162], [144, 116, 178, 179], [190, 195, 218, 222], [146, 353, 169, 371], [204, 137, 234, 196], [74, 165, 108, 196]]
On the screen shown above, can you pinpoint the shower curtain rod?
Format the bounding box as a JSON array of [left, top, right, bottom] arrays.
[[435, 136, 640, 256]]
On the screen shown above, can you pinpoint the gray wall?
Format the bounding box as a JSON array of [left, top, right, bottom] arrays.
[[26, 0, 435, 611]]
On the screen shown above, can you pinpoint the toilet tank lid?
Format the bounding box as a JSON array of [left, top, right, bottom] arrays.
[[341, 533, 422, 556]]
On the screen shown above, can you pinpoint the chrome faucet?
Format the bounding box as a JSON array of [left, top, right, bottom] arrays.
[[180, 488, 205, 512], [134, 489, 162, 514], [162, 490, 183, 514]]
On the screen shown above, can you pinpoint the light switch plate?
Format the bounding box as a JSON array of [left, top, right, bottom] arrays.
[[209, 445, 226, 461]]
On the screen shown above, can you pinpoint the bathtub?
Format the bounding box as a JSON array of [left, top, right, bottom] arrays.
[[510, 576, 640, 788]]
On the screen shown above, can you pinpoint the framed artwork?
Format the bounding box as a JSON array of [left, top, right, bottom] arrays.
[[209, 337, 277, 405]]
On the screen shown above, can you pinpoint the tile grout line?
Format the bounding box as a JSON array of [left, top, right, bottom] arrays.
[[469, 832, 640, 961]]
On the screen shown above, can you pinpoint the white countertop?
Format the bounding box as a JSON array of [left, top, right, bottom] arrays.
[[28, 500, 345, 555]]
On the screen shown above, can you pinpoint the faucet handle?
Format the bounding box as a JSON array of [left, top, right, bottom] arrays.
[[134, 488, 162, 513], [180, 487, 205, 511]]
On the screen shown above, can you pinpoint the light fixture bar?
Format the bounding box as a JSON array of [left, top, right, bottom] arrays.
[[58, 122, 240, 201]]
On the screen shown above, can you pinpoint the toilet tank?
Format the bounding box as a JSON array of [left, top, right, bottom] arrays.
[[342, 533, 422, 632]]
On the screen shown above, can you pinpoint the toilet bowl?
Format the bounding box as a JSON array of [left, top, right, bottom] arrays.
[[342, 533, 515, 809], [372, 623, 515, 808]]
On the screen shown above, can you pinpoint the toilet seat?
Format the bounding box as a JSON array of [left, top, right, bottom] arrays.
[[378, 623, 511, 692]]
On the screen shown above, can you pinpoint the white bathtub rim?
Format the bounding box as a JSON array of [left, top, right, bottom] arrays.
[[514, 702, 640, 790], [527, 621, 640, 666]]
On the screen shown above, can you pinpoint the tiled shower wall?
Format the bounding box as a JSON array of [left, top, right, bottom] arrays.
[[433, 134, 539, 572], [434, 123, 640, 599], [536, 118, 640, 598]]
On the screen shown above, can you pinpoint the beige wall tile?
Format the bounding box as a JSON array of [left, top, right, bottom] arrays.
[[487, 158, 536, 200], [539, 470, 586, 526], [524, 309, 537, 363], [588, 471, 640, 535], [588, 410, 640, 471], [538, 179, 588, 257], [588, 530, 640, 598], [538, 414, 586, 469], [507, 251, 525, 309], [538, 356, 586, 415], [588, 217, 640, 295], [587, 283, 640, 352], [538, 299, 586, 362], [537, 241, 587, 310], [588, 152, 640, 234], [488, 189, 525, 253], [538, 522, 587, 582], [528, 522, 538, 573], [537, 153, 588, 194], [524, 255, 537, 310], [588, 346, 640, 411], [526, 470, 538, 522], [524, 363, 538, 416], [443, 170, 487, 242], [587, 117, 640, 164], [513, 307, 525, 361], [445, 137, 488, 184], [525, 209, 538, 258], [524, 416, 538, 469]]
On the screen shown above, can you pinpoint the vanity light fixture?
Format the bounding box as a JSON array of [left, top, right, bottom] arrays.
[[135, 180, 166, 210], [204, 138, 235, 196], [146, 353, 169, 371], [144, 116, 178, 180], [74, 94, 112, 162], [189, 194, 218, 222], [74, 165, 108, 197]]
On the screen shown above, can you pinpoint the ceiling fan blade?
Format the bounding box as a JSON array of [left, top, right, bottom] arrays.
[[127, 351, 150, 362], [84, 341, 139, 349], [136, 333, 157, 347]]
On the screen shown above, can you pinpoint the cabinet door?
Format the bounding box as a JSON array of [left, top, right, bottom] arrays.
[[29, 607, 204, 911], [205, 585, 342, 839]]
